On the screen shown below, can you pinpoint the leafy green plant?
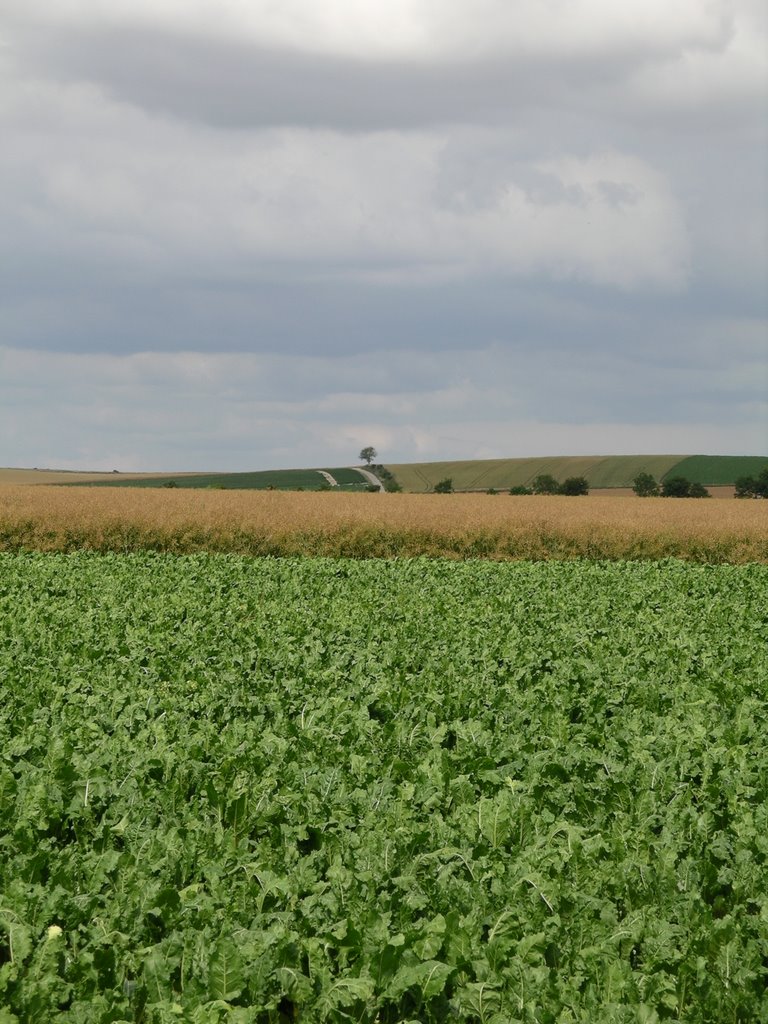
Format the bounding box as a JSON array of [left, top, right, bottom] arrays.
[[0, 554, 766, 1021]]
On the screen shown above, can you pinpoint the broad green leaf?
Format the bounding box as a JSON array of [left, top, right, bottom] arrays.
[[384, 959, 453, 1001], [207, 938, 244, 1003]]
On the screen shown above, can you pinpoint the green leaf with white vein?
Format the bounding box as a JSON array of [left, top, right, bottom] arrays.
[[207, 938, 244, 1002], [384, 960, 453, 1001]]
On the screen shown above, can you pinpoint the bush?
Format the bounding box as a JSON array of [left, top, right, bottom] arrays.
[[688, 481, 711, 498], [486, 488, 498, 495], [735, 475, 756, 498], [531, 474, 560, 495], [370, 464, 403, 493], [632, 472, 659, 497], [735, 469, 768, 498], [661, 476, 692, 498], [660, 477, 709, 498], [509, 485, 532, 495], [434, 478, 454, 494], [559, 477, 589, 496]]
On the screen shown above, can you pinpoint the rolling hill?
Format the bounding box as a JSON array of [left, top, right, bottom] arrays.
[[382, 455, 768, 492], [2, 467, 373, 491], [3, 454, 765, 493]]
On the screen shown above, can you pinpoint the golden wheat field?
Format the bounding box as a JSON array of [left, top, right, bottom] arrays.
[[1, 485, 766, 561]]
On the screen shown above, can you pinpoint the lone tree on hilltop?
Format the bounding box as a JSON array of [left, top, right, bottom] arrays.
[[359, 446, 377, 465], [531, 474, 560, 495], [632, 472, 660, 497]]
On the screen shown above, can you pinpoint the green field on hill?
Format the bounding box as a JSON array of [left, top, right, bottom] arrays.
[[72, 468, 370, 491], [6, 454, 766, 494], [670, 455, 768, 486], [384, 454, 768, 492]]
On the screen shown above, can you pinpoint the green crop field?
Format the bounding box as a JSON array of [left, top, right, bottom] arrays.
[[670, 455, 768, 487], [384, 455, 767, 492], [325, 468, 373, 487], [71, 468, 371, 491], [2, 553, 766, 1022]]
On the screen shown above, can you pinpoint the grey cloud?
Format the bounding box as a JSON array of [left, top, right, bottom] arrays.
[[0, 2, 764, 469], [2, 335, 765, 472], [1, 17, 743, 134], [0, 269, 725, 359]]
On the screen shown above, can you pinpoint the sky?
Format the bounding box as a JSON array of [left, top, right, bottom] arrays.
[[1, 0, 766, 471]]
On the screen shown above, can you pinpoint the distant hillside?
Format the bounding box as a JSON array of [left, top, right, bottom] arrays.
[[383, 455, 768, 493], [667, 455, 768, 487], [4, 455, 766, 493], [65, 467, 372, 491]]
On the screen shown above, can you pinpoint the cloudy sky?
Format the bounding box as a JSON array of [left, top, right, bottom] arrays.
[[1, 0, 766, 470]]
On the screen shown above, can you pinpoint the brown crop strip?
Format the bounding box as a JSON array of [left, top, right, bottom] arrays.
[[1, 486, 766, 562]]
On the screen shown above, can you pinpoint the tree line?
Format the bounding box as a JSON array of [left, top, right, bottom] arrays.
[[634, 468, 768, 498], [361, 447, 766, 498], [435, 474, 590, 495], [734, 468, 768, 498], [632, 473, 710, 498]]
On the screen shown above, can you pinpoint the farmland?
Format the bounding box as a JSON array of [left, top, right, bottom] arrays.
[[669, 455, 768, 487], [1, 486, 767, 562], [384, 455, 768, 493], [1, 476, 767, 1020], [1, 553, 767, 1022], [69, 469, 372, 492], [5, 455, 766, 494], [0, 469, 198, 486], [0, 468, 373, 491]]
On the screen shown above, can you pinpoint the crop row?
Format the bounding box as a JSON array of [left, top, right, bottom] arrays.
[[1, 554, 766, 1021], [1, 487, 767, 562]]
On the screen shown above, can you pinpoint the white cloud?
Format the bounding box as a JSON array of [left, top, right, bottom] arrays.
[[2, 0, 733, 61], [628, 4, 767, 107]]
